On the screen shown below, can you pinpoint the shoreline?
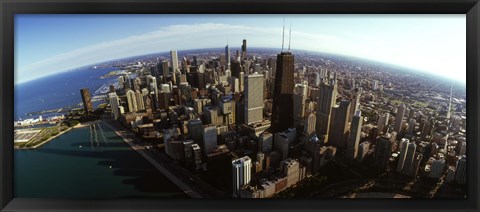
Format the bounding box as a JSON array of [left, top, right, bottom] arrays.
[[102, 121, 202, 198], [15, 120, 102, 150], [15, 126, 74, 150], [73, 120, 102, 128]]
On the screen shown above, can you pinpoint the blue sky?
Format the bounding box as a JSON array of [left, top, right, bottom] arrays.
[[15, 14, 466, 84]]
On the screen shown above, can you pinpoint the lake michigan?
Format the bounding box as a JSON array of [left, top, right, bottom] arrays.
[[14, 67, 186, 198]]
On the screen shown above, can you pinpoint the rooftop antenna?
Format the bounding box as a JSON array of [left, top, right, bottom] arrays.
[[282, 17, 285, 52], [288, 23, 292, 52]]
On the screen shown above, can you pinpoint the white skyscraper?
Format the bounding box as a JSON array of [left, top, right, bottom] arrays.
[[170, 50, 179, 72], [118, 76, 125, 89], [232, 156, 252, 197], [231, 77, 240, 93], [150, 76, 158, 96], [244, 73, 264, 124], [126, 89, 138, 113], [304, 112, 316, 138], [109, 92, 120, 119]]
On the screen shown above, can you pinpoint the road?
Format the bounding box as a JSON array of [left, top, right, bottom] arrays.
[[103, 119, 225, 198]]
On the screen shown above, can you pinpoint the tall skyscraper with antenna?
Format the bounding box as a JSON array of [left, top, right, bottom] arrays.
[[288, 24, 292, 51], [271, 21, 294, 132]]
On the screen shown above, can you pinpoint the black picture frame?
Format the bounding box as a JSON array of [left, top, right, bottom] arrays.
[[1, 0, 479, 211]]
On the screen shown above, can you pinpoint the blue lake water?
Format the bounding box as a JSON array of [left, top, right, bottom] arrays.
[[15, 67, 119, 121], [14, 67, 185, 198], [14, 122, 186, 198]]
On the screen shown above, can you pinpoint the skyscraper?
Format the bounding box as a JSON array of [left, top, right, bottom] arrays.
[[407, 119, 416, 135], [304, 112, 316, 139], [126, 89, 138, 113], [232, 156, 252, 197], [348, 88, 362, 123], [135, 90, 145, 111], [374, 135, 392, 170], [225, 45, 231, 70], [170, 50, 179, 72], [118, 76, 125, 89], [108, 85, 115, 93], [455, 155, 466, 184], [188, 119, 203, 143], [394, 103, 406, 134], [231, 60, 242, 79], [401, 142, 417, 175], [271, 52, 294, 133], [274, 131, 290, 160], [202, 124, 217, 155], [252, 152, 262, 171], [347, 111, 363, 160], [396, 138, 410, 173], [141, 88, 150, 109], [150, 76, 158, 96], [161, 61, 169, 81], [316, 77, 338, 139], [239, 72, 245, 92], [108, 92, 120, 120], [327, 100, 351, 148], [293, 92, 306, 127], [241, 39, 247, 60], [192, 144, 202, 170], [244, 73, 264, 124], [80, 88, 93, 115], [377, 113, 390, 134], [187, 72, 206, 90]]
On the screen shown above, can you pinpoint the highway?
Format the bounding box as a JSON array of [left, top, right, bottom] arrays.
[[103, 119, 226, 198]]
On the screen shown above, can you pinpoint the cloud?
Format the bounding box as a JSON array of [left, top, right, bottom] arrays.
[[15, 21, 465, 84], [16, 23, 342, 84]]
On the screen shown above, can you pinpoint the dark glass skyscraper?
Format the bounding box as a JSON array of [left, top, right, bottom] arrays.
[[241, 39, 247, 60], [374, 136, 392, 170], [327, 99, 350, 148], [271, 52, 294, 133]]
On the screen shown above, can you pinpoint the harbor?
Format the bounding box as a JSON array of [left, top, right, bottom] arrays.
[[14, 121, 187, 198]]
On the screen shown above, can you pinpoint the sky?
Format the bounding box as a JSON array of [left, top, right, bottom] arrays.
[[15, 14, 466, 84]]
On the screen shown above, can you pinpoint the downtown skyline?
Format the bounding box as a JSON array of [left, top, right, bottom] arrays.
[[15, 14, 466, 84], [14, 36, 467, 198]]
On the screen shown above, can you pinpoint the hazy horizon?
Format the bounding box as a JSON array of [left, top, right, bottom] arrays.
[[15, 46, 466, 87], [15, 14, 466, 84]]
